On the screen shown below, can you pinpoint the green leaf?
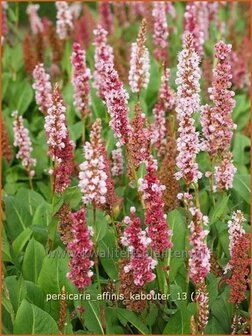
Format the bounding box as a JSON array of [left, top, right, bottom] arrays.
[[209, 194, 230, 224], [22, 238, 46, 283], [82, 296, 105, 334], [25, 281, 45, 310], [63, 186, 82, 209], [38, 247, 77, 320], [13, 300, 59, 334], [2, 227, 12, 262], [163, 285, 190, 334], [145, 303, 158, 327], [168, 209, 186, 283], [116, 308, 150, 334], [98, 230, 118, 280], [92, 209, 108, 242], [3, 188, 45, 240], [232, 133, 250, 165], [210, 288, 233, 334], [105, 308, 125, 334], [2, 73, 11, 100], [4, 194, 29, 240], [233, 174, 250, 204], [4, 276, 26, 313], [12, 227, 33, 257], [16, 81, 34, 115], [69, 121, 83, 141], [32, 202, 52, 227], [38, 246, 76, 294]]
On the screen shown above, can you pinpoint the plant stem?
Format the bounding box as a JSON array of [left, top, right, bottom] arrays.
[[125, 145, 145, 210], [28, 175, 34, 190], [81, 116, 86, 144], [93, 206, 102, 294], [93, 206, 106, 332]]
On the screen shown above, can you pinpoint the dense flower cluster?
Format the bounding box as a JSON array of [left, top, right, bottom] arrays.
[[26, 4, 44, 35], [98, 2, 114, 34], [152, 2, 168, 62], [1, 117, 13, 162], [56, 1, 73, 40], [166, 2, 176, 18], [152, 68, 175, 156], [118, 258, 147, 313], [159, 68, 176, 110], [225, 211, 250, 303], [93, 25, 114, 99], [214, 151, 236, 191], [113, 2, 128, 28], [231, 36, 250, 90], [79, 119, 108, 206], [128, 19, 150, 93], [100, 60, 132, 146], [72, 5, 96, 50], [1, 2, 8, 39], [188, 208, 210, 284], [45, 85, 68, 161], [71, 42, 91, 119], [226, 233, 250, 304], [127, 102, 149, 179], [69, 2, 82, 18], [111, 148, 123, 177], [57, 204, 74, 245], [202, 41, 236, 157], [138, 159, 173, 253], [32, 63, 53, 114], [44, 85, 74, 192], [67, 208, 94, 290], [53, 134, 75, 193], [227, 210, 246, 258], [12, 111, 36, 177], [197, 281, 209, 333], [159, 137, 180, 212], [121, 207, 157, 286], [175, 32, 202, 185], [184, 3, 204, 57]]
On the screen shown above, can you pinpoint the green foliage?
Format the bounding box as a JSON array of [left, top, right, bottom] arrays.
[[1, 2, 250, 335]]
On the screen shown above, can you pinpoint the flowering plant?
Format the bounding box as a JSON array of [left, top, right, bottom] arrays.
[[2, 2, 250, 335]]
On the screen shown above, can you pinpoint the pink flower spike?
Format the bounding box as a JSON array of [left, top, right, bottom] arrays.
[[55, 1, 73, 40], [175, 32, 202, 185], [71, 42, 91, 119], [112, 147, 124, 177], [214, 151, 236, 192], [98, 2, 114, 35], [67, 208, 94, 290], [26, 4, 44, 35], [138, 159, 173, 254], [188, 207, 210, 284], [151, 68, 175, 157], [121, 209, 157, 286], [104, 72, 132, 145], [184, 3, 204, 57], [44, 84, 74, 192], [128, 19, 150, 93], [79, 119, 108, 207], [32, 63, 53, 114], [12, 111, 36, 177], [93, 25, 114, 100], [2, 2, 9, 39], [227, 210, 246, 258], [201, 41, 236, 158], [152, 2, 169, 62]]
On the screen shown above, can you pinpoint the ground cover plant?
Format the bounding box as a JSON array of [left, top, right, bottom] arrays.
[[1, 1, 251, 335]]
